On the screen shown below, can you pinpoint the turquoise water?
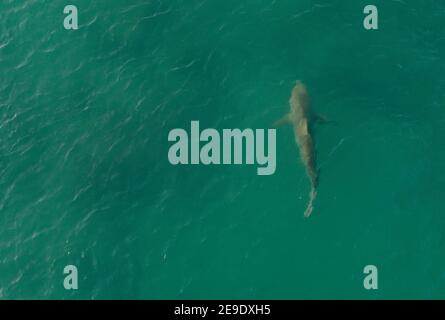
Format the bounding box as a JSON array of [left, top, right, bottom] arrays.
[[1, 0, 445, 299]]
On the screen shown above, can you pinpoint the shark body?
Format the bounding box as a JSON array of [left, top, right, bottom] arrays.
[[274, 81, 319, 217]]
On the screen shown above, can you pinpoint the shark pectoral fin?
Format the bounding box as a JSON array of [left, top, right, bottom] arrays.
[[272, 114, 291, 128], [313, 113, 333, 124]]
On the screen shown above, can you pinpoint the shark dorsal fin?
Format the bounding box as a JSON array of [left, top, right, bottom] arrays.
[[299, 119, 309, 135]]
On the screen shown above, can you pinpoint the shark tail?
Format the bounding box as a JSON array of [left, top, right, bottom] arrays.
[[304, 187, 317, 218]]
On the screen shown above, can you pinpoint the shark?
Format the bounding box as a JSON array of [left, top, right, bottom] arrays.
[[274, 81, 327, 217]]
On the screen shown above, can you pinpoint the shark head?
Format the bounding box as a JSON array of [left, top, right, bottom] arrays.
[[290, 80, 309, 112], [293, 80, 306, 93]]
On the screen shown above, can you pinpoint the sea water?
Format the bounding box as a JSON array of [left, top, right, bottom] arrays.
[[1, 0, 445, 299]]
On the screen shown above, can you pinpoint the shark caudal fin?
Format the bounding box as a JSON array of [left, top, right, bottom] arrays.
[[304, 187, 317, 218], [272, 114, 291, 128]]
